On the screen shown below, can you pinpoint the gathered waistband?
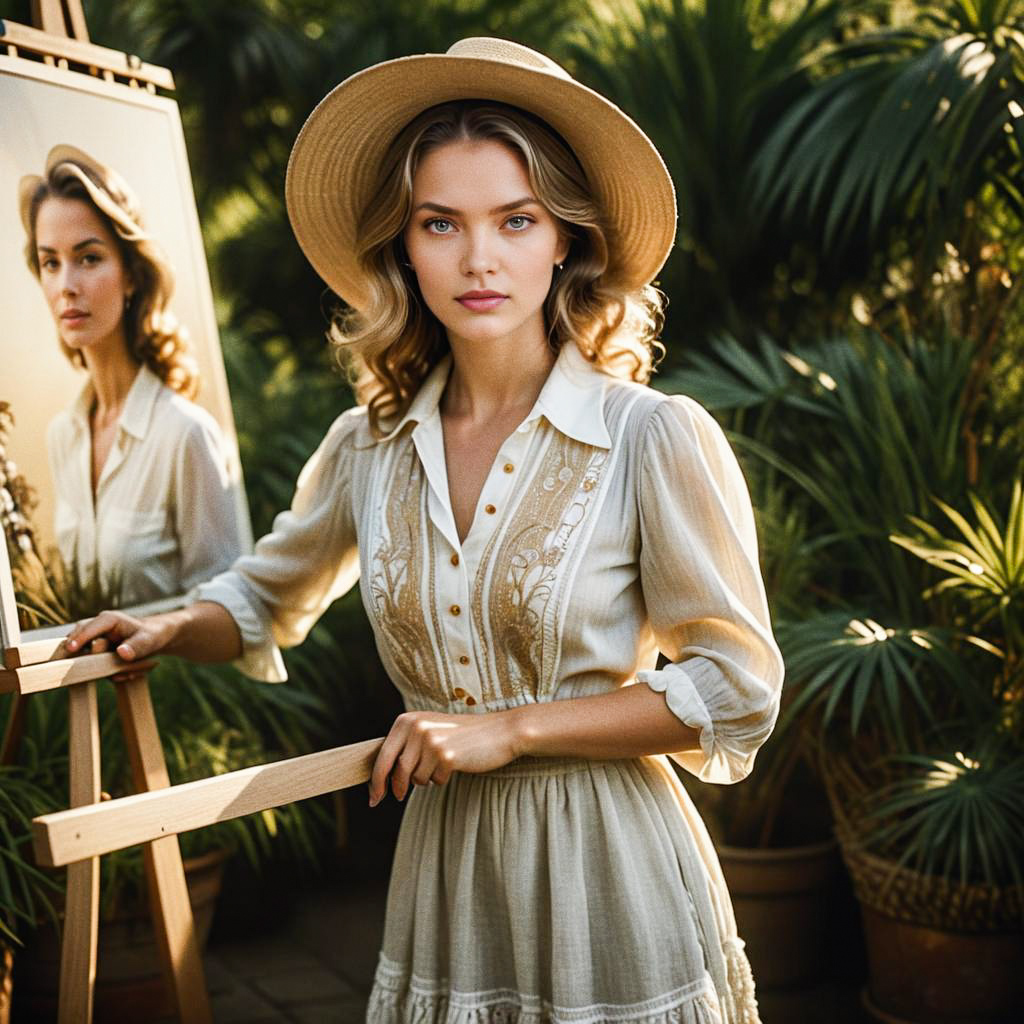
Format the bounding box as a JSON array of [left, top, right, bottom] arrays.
[[478, 754, 650, 779]]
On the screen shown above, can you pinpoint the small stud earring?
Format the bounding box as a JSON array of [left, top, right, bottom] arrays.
[[555, 263, 564, 271]]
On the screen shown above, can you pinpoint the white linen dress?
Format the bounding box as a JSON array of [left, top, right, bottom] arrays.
[[47, 365, 248, 606], [195, 341, 785, 1024]]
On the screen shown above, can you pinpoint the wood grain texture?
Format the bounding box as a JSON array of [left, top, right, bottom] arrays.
[[0, 651, 153, 694], [34, 738, 385, 867], [58, 681, 101, 1024], [0, 19, 174, 88], [115, 677, 211, 1024], [3, 636, 70, 668]]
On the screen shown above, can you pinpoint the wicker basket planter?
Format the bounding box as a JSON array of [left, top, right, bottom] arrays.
[[836, 826, 1024, 1024]]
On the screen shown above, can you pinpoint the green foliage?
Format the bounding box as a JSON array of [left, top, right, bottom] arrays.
[[864, 740, 1024, 890], [569, 0, 870, 356], [894, 481, 1024, 633], [668, 329, 986, 613], [0, 765, 62, 945], [753, 0, 1024, 340], [777, 613, 965, 743]]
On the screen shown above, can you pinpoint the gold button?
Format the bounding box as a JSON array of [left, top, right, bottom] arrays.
[[484, 504, 496, 514], [449, 604, 461, 616], [459, 655, 470, 666], [465, 695, 477, 706], [453, 687, 467, 699], [503, 463, 514, 473], [582, 479, 595, 492], [450, 553, 460, 567]]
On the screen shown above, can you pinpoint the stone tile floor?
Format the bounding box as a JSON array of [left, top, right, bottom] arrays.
[[202, 871, 387, 1024], [200, 863, 874, 1024]]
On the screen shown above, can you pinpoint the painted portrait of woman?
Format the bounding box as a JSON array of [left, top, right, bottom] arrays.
[[18, 145, 245, 609]]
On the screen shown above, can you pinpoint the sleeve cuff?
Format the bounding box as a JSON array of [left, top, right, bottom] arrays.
[[638, 657, 759, 785], [638, 658, 715, 757], [189, 576, 287, 683]]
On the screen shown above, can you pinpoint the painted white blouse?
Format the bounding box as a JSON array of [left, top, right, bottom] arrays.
[[195, 342, 784, 785], [47, 365, 248, 609]]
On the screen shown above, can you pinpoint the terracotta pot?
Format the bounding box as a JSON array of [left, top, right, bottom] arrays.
[[717, 838, 841, 989], [12, 847, 227, 1023], [858, 905, 1024, 1024]]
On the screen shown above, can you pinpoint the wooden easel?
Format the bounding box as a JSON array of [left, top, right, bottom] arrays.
[[0, 5, 208, 1021], [2, 641, 215, 1024]]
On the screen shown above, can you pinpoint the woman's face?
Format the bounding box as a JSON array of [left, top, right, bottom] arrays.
[[402, 138, 569, 353], [33, 196, 133, 358]]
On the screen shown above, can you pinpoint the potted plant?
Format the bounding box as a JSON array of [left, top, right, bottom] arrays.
[[671, 326, 1023, 1023]]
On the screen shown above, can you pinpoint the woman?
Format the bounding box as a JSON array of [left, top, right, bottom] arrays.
[[68, 40, 784, 1023], [19, 145, 246, 608]]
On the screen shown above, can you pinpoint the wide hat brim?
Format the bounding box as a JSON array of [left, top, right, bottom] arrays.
[[285, 38, 677, 311], [18, 144, 113, 234]]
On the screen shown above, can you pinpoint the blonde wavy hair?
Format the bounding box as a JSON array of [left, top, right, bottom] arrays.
[[21, 151, 200, 400], [331, 101, 665, 435]]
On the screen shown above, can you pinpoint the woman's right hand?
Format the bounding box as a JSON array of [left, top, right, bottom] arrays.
[[63, 602, 242, 676], [65, 609, 176, 668]]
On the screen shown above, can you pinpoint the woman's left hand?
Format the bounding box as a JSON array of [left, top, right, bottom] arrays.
[[368, 709, 520, 805]]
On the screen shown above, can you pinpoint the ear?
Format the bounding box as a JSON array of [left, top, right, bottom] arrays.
[[554, 234, 571, 268]]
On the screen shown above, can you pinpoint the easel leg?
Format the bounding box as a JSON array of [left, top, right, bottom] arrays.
[[115, 675, 212, 1024], [58, 681, 100, 1024]]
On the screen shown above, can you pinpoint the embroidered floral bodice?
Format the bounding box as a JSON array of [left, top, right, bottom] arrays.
[[194, 342, 783, 785]]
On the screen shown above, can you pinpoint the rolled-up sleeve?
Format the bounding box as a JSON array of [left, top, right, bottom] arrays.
[[191, 410, 362, 683], [636, 396, 784, 784]]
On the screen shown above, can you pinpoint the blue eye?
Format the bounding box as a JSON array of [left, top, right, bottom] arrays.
[[506, 215, 533, 230], [426, 218, 455, 234]]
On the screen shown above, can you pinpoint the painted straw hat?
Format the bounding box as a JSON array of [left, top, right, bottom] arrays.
[[18, 144, 144, 239], [285, 37, 677, 311]]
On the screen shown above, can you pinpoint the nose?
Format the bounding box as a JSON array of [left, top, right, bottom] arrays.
[[461, 227, 498, 278], [57, 263, 80, 297]]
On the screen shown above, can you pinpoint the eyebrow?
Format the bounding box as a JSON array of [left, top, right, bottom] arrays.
[[412, 197, 542, 215], [37, 237, 108, 254]]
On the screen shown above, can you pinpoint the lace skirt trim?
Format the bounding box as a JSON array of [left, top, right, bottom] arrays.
[[367, 961, 721, 1023]]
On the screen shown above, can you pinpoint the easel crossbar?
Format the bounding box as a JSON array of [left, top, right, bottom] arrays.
[[0, 651, 151, 694], [0, 19, 174, 89], [33, 737, 384, 867]]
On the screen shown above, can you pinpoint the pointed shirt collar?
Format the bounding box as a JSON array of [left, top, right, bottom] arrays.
[[374, 342, 612, 449], [68, 365, 164, 441]]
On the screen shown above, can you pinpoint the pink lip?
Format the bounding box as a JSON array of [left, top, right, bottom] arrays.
[[456, 291, 507, 312], [61, 310, 89, 325]]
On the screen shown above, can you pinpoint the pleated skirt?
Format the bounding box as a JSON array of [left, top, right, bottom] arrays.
[[366, 755, 760, 1024]]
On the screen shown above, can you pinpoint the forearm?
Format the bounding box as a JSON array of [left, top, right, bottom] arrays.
[[508, 682, 701, 761], [159, 600, 244, 663], [66, 599, 243, 664]]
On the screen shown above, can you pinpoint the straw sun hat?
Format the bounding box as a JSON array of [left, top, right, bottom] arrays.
[[285, 37, 677, 311]]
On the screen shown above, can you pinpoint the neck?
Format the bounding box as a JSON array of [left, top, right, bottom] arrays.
[[82, 333, 140, 422], [443, 325, 555, 424]]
